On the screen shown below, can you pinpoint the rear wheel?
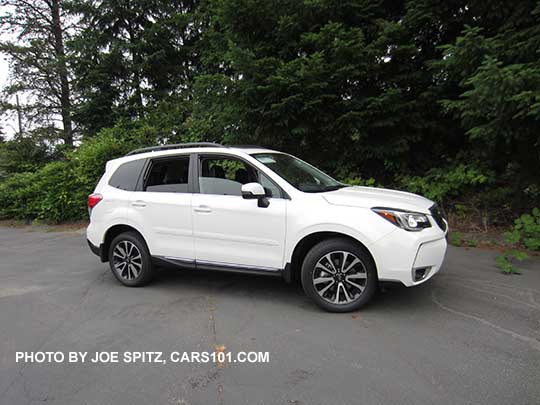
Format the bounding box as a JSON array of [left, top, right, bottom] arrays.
[[108, 232, 154, 287], [301, 238, 377, 312]]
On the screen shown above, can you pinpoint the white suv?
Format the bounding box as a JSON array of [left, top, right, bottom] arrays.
[[87, 143, 447, 312]]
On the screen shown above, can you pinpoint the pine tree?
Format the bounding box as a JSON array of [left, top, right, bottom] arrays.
[[0, 0, 74, 147]]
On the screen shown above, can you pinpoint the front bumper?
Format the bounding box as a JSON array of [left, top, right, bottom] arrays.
[[370, 222, 448, 287]]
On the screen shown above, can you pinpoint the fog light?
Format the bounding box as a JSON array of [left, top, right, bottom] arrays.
[[413, 266, 431, 281]]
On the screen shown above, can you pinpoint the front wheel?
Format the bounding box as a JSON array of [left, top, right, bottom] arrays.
[[108, 232, 154, 287], [301, 238, 377, 312]]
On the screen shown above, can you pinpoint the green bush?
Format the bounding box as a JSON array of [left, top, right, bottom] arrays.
[[449, 231, 463, 246], [512, 208, 540, 251], [340, 176, 380, 187], [0, 161, 84, 222], [0, 120, 166, 223], [34, 161, 87, 222], [398, 164, 488, 204], [496, 208, 540, 274], [0, 171, 41, 219]]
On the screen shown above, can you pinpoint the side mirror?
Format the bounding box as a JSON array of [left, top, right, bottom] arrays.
[[241, 182, 266, 199], [241, 183, 270, 208]]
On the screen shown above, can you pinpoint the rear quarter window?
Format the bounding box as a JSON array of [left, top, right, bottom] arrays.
[[108, 159, 146, 191]]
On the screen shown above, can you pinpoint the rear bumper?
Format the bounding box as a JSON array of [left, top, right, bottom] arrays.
[[87, 239, 107, 262]]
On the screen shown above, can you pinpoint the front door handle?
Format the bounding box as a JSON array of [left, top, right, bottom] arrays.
[[131, 200, 147, 208], [194, 205, 212, 213]]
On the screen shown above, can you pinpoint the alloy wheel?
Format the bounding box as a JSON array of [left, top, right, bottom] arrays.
[[312, 251, 367, 305], [112, 240, 143, 280]]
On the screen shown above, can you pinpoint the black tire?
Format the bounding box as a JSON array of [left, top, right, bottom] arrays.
[[301, 238, 377, 312], [108, 232, 154, 287]]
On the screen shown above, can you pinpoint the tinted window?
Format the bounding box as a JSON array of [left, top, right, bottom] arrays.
[[198, 155, 282, 198], [253, 153, 344, 193], [109, 159, 146, 191], [145, 156, 190, 193]]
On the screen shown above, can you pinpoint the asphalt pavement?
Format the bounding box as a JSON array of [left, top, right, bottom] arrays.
[[0, 226, 539, 404]]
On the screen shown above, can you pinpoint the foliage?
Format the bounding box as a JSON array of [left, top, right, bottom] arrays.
[[0, 131, 58, 177], [340, 176, 380, 188], [496, 208, 540, 274], [398, 164, 488, 204], [0, 0, 540, 224], [0, 121, 159, 222], [0, 161, 83, 222], [69, 0, 201, 136], [512, 208, 540, 251], [449, 232, 463, 247], [0, 0, 74, 145]]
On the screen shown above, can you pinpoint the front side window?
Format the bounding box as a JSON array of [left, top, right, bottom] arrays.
[[199, 156, 281, 197], [144, 156, 190, 193], [253, 153, 344, 193]]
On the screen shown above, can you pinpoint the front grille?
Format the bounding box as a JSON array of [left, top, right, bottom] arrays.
[[429, 204, 447, 231]]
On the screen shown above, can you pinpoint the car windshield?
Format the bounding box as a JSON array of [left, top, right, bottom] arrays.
[[252, 153, 345, 193]]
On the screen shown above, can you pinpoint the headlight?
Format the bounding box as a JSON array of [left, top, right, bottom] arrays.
[[372, 207, 431, 231]]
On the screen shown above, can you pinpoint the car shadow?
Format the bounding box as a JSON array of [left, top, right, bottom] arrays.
[[145, 265, 436, 315]]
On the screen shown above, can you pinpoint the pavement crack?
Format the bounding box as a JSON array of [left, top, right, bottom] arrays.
[[207, 295, 225, 405], [431, 290, 540, 352]]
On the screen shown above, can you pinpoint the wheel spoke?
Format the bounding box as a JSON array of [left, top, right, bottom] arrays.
[[341, 283, 352, 303], [129, 264, 138, 278], [116, 245, 127, 258], [334, 283, 342, 304], [346, 272, 366, 280], [113, 250, 126, 259], [315, 262, 334, 274], [343, 257, 361, 274], [324, 254, 338, 273], [314, 276, 333, 285], [340, 252, 349, 272], [345, 279, 365, 292], [319, 280, 335, 296]]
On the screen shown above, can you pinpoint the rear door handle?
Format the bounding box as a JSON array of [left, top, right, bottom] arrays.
[[131, 200, 147, 208], [194, 205, 212, 213]]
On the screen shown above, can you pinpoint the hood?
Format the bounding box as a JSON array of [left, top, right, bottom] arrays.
[[322, 186, 434, 213]]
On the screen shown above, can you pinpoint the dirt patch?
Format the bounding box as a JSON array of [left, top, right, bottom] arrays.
[[0, 219, 88, 232]]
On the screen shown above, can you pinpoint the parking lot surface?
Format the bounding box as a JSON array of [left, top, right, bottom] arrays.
[[1, 226, 539, 404]]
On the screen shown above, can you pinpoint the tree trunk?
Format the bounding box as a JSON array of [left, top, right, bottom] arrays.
[[50, 0, 73, 147]]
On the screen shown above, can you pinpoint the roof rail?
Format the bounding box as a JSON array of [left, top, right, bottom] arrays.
[[125, 142, 225, 156], [228, 144, 266, 149]]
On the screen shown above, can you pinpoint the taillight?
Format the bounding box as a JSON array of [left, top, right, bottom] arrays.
[[88, 193, 103, 209]]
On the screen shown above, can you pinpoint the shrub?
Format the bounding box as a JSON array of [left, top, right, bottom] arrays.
[[496, 208, 540, 274], [398, 164, 488, 204], [0, 161, 84, 222], [449, 231, 463, 246], [340, 176, 380, 187], [34, 161, 87, 222], [0, 171, 41, 219], [512, 208, 540, 251]]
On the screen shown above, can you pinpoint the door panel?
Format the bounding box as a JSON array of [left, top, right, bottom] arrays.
[[192, 194, 286, 269], [127, 154, 194, 261], [129, 191, 194, 260]]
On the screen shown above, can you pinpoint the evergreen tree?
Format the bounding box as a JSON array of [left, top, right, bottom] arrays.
[[0, 0, 74, 146], [70, 0, 201, 136]]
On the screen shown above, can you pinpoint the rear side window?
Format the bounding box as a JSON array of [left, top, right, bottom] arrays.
[[109, 159, 146, 191], [144, 156, 190, 193]]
